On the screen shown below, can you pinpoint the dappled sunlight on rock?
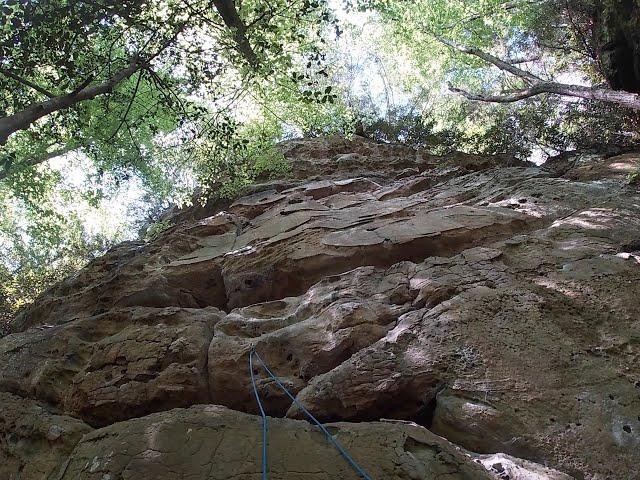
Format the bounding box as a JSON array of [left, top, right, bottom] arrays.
[[552, 208, 618, 231], [616, 252, 640, 263], [57, 405, 495, 480], [534, 277, 582, 298], [404, 345, 431, 367]]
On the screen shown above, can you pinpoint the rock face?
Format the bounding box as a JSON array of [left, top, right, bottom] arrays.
[[1, 307, 222, 427], [0, 392, 91, 480], [57, 405, 493, 480], [1, 135, 639, 480]]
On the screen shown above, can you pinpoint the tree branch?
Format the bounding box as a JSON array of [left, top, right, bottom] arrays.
[[0, 68, 56, 98], [448, 83, 546, 102], [211, 0, 260, 68], [0, 24, 185, 145], [437, 36, 542, 84], [450, 81, 640, 110], [0, 145, 77, 182], [108, 69, 144, 141], [507, 54, 541, 64], [439, 37, 640, 110], [443, 0, 541, 30], [0, 59, 143, 145]]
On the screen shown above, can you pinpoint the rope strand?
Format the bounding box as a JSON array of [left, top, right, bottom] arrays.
[[249, 349, 268, 480], [249, 348, 374, 480]]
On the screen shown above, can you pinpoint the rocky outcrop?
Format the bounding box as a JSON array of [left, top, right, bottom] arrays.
[[1, 135, 639, 479], [56, 405, 493, 480], [0, 307, 222, 426]]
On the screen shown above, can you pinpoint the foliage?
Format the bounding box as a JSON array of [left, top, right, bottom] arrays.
[[350, 0, 549, 87], [195, 118, 293, 200], [448, 97, 639, 158], [357, 106, 459, 153], [143, 218, 173, 242], [357, 95, 640, 160], [0, 178, 120, 325], [2, 0, 640, 323], [343, 0, 640, 158], [0, 0, 341, 181]]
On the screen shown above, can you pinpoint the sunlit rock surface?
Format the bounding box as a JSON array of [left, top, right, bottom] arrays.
[[2, 136, 640, 479]]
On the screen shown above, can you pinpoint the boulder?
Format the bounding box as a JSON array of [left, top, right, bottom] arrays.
[[57, 404, 494, 480]]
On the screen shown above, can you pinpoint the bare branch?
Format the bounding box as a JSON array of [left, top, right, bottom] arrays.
[[535, 39, 588, 57], [438, 37, 640, 110], [448, 83, 545, 102], [437, 36, 542, 84], [507, 54, 541, 64], [450, 79, 640, 110], [108, 70, 144, 141]]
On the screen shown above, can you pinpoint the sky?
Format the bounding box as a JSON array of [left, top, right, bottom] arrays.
[[49, 152, 149, 239]]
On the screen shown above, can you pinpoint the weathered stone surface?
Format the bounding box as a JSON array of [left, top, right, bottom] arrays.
[[287, 206, 640, 478], [208, 263, 415, 415], [0, 307, 222, 426], [189, 188, 530, 311], [0, 392, 92, 480], [543, 150, 640, 182], [2, 135, 639, 480], [10, 136, 531, 331], [57, 404, 493, 480]]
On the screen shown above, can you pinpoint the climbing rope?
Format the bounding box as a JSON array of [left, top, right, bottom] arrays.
[[249, 348, 374, 480], [249, 349, 269, 480]]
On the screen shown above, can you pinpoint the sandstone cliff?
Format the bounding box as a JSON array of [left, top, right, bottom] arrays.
[[1, 136, 639, 479]]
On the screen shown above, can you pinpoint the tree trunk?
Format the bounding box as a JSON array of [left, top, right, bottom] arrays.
[[212, 0, 260, 67], [591, 0, 640, 93]]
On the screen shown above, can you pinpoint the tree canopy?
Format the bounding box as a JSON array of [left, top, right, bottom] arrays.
[[1, 0, 639, 323]]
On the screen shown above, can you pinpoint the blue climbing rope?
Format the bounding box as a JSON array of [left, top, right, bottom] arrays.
[[249, 348, 373, 480], [249, 349, 268, 480]]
